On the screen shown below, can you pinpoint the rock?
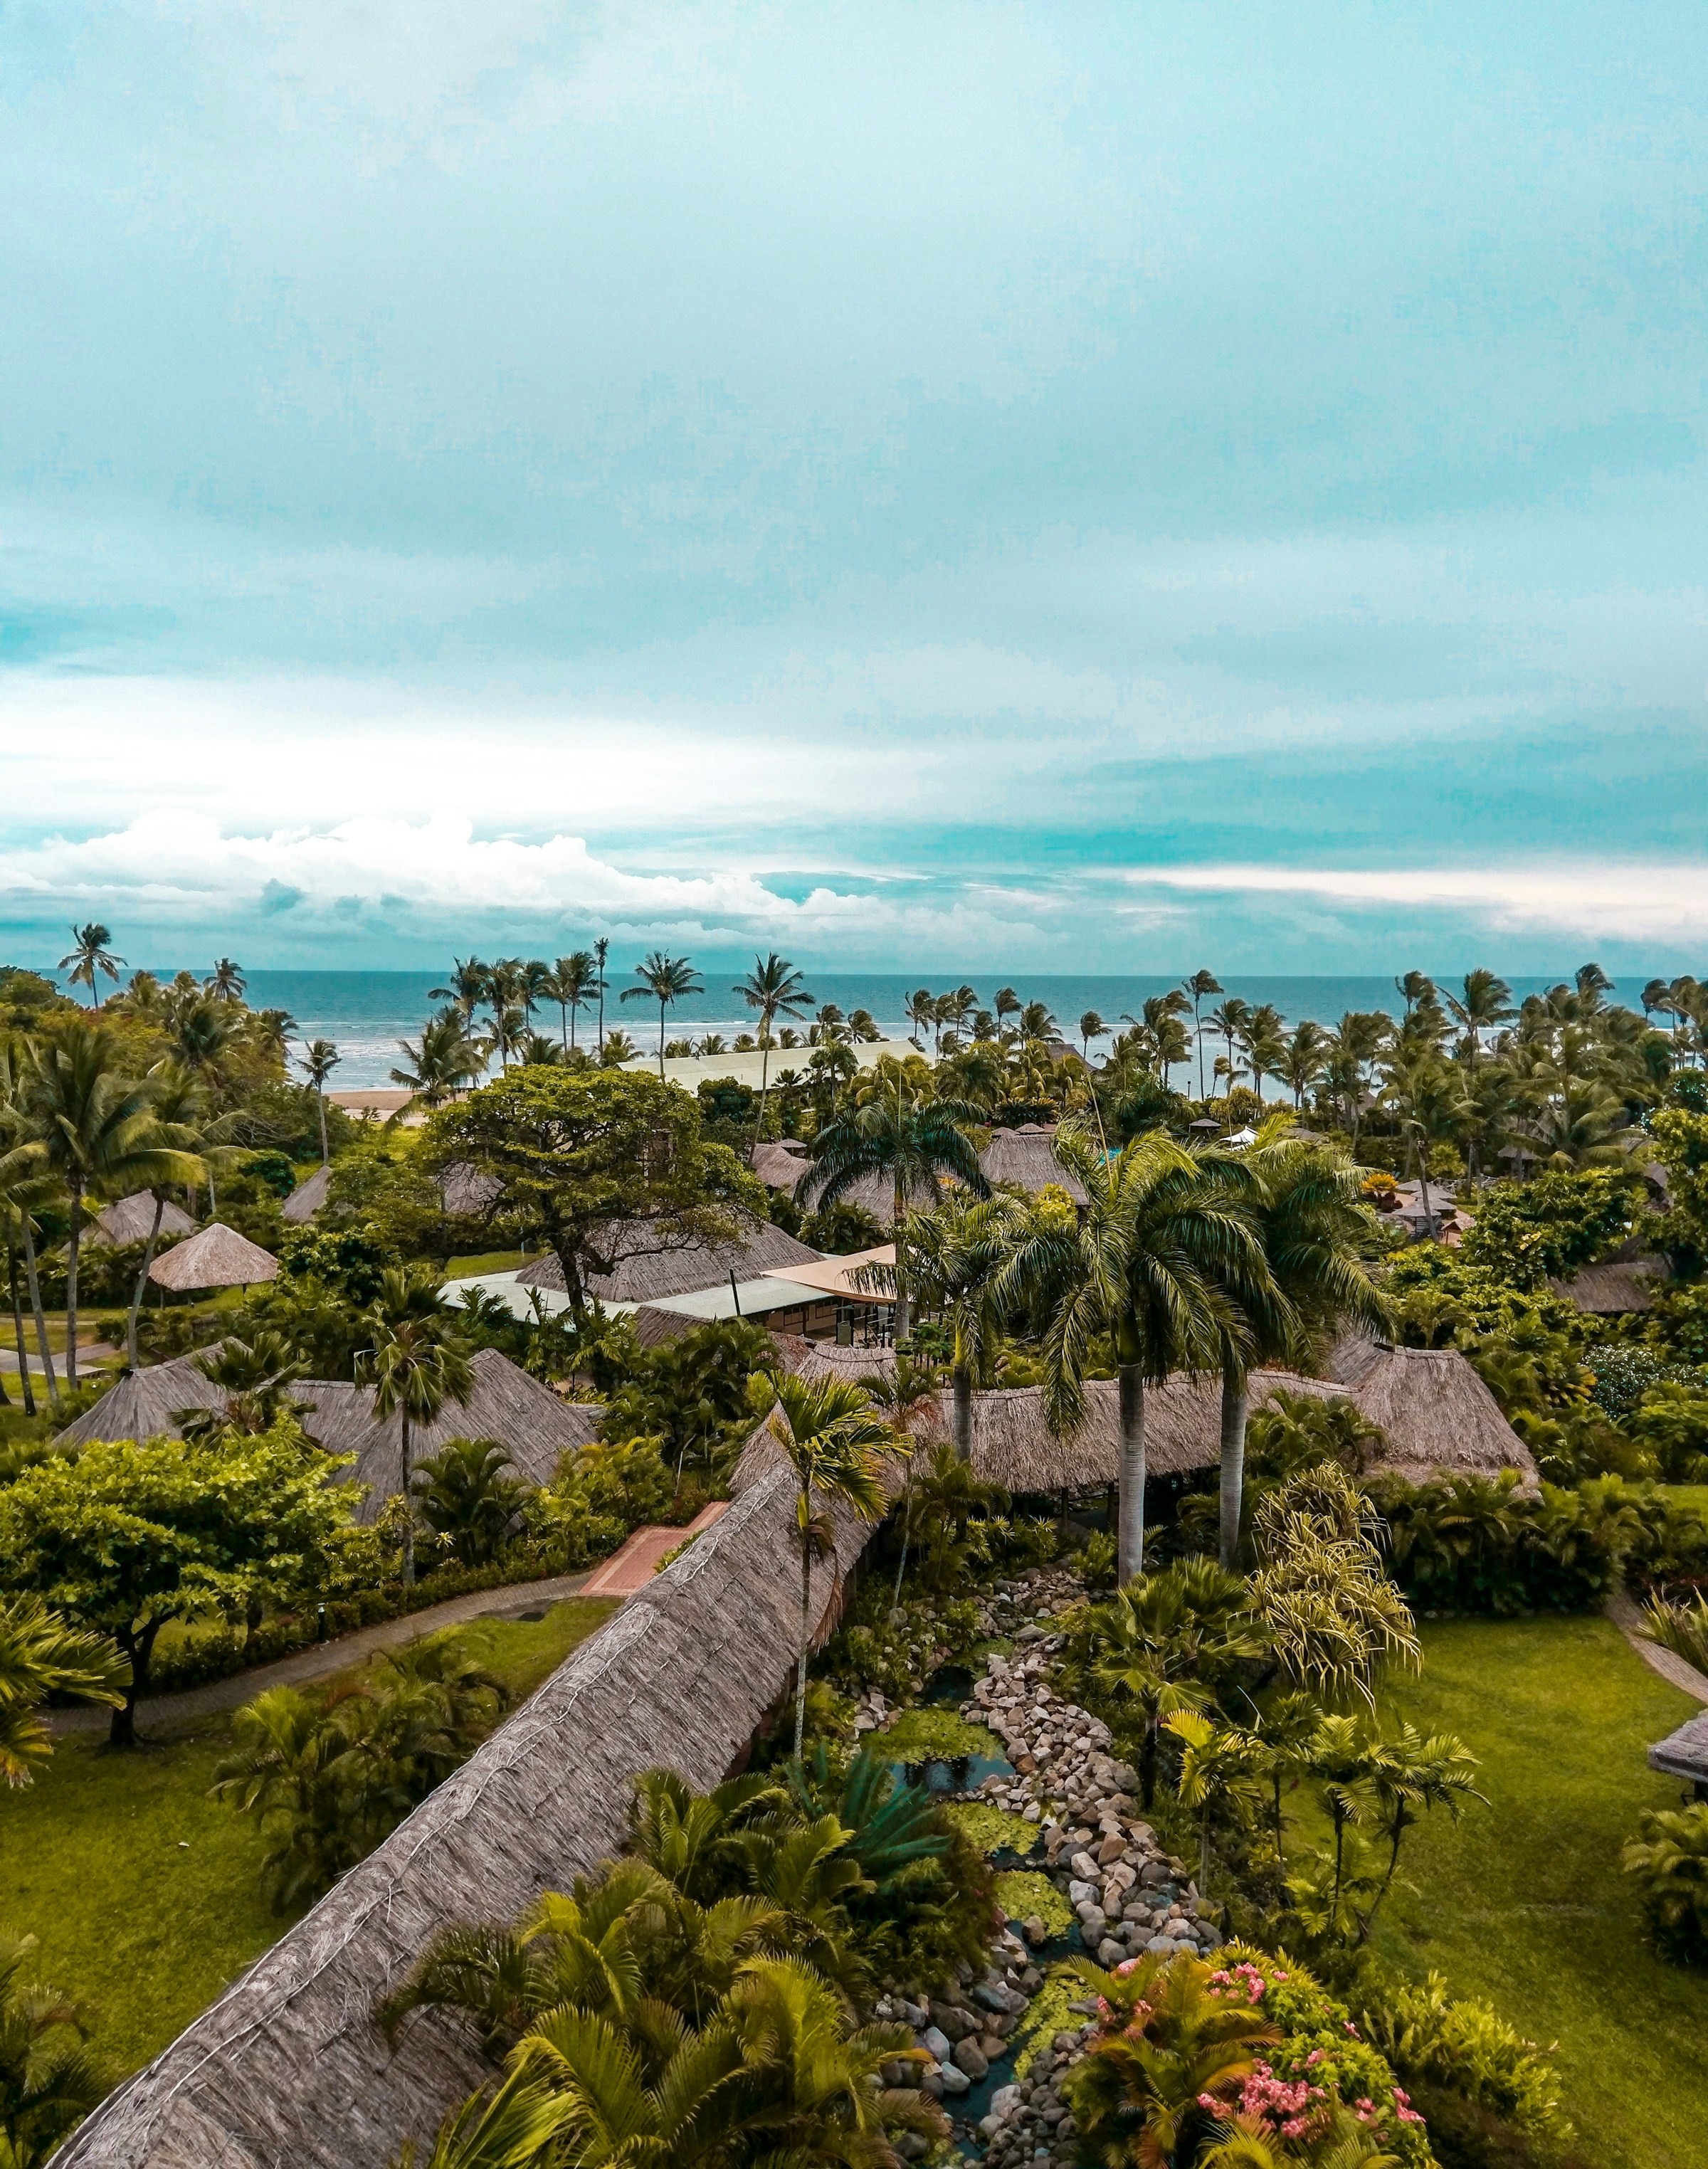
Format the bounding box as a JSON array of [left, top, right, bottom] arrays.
[[1076, 1905, 1107, 1939], [1140, 1860, 1172, 1889], [1023, 1915, 1049, 1946], [1070, 1850, 1100, 1881], [952, 2039, 989, 2080], [1095, 1833, 1126, 1866], [896, 1998, 929, 2029], [1145, 1934, 1177, 1954], [931, 2003, 976, 2042], [991, 2084, 1023, 2122], [1067, 1879, 1096, 1906], [1097, 1937, 1126, 1967], [921, 2026, 954, 2062], [1023, 1801, 1041, 1822], [896, 2135, 929, 2160], [937, 2061, 971, 2096]]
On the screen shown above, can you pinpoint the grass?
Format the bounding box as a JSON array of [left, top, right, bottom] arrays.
[[1, 1596, 615, 2079], [1298, 1616, 1708, 2169], [444, 1250, 528, 1278]]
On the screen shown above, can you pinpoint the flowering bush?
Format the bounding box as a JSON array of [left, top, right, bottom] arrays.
[[1216, 1945, 1435, 2166]]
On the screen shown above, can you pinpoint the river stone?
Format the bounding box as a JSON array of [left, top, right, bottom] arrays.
[[921, 2026, 953, 2062], [952, 2039, 989, 2080], [937, 2060, 971, 2095]]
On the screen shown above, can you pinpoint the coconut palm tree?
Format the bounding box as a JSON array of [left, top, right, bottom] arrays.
[[1445, 968, 1514, 1078], [119, 1060, 216, 1371], [997, 1124, 1265, 1580], [545, 953, 598, 1051], [392, 1015, 485, 1109], [0, 1595, 128, 1788], [773, 1375, 903, 1754], [429, 959, 490, 1028], [1208, 1129, 1386, 1568], [0, 1055, 58, 1411], [1180, 969, 1223, 1097], [58, 924, 124, 1009], [734, 954, 815, 1130], [881, 1188, 1030, 1459], [24, 1027, 202, 1389], [621, 953, 702, 1080], [1079, 1010, 1107, 1060], [1378, 1052, 1471, 1232], [797, 1062, 989, 1339], [1205, 998, 1252, 1101], [359, 1272, 475, 1585], [205, 958, 247, 1003], [904, 988, 936, 1051], [591, 937, 610, 1053], [297, 1038, 342, 1163], [1275, 1020, 1329, 1108]]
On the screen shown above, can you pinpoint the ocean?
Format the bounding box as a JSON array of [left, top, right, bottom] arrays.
[[166, 969, 1624, 1087]]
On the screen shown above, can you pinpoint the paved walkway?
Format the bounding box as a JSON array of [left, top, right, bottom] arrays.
[[1607, 1585, 1708, 1705], [581, 1503, 729, 1596], [49, 1570, 601, 1738]]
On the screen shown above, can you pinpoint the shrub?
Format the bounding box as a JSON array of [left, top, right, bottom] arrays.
[[1460, 1171, 1637, 1289], [1623, 1803, 1708, 1965], [1357, 1968, 1569, 2148], [1639, 1593, 1708, 1672], [1368, 1472, 1625, 1616]]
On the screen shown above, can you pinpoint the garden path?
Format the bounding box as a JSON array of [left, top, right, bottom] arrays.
[[48, 1570, 599, 1737]]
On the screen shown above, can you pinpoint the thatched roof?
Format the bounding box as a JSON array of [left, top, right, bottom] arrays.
[[439, 1161, 504, 1217], [979, 1124, 1089, 1205], [1328, 1339, 1539, 1489], [54, 1464, 882, 2169], [90, 1193, 196, 1247], [768, 1334, 900, 1388], [750, 1141, 812, 1194], [56, 1348, 598, 1511], [514, 1213, 820, 1304], [1548, 1257, 1667, 1315], [1649, 1707, 1708, 1785], [281, 1165, 331, 1225], [147, 1223, 279, 1291]]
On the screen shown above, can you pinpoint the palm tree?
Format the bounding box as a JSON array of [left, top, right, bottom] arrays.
[[1360, 1720, 1482, 1937], [592, 936, 610, 1053], [25, 1028, 202, 1388], [0, 1055, 58, 1411], [1275, 1020, 1329, 1108], [120, 1060, 215, 1371], [1236, 1003, 1286, 1101], [206, 957, 247, 1003], [0, 1596, 128, 1788], [1445, 969, 1514, 1081], [392, 1015, 485, 1109], [1208, 1128, 1386, 1568], [1378, 1052, 1471, 1233], [58, 924, 124, 1009], [1166, 1708, 1267, 1895], [413, 1439, 527, 1568], [797, 1062, 989, 1339], [486, 1004, 527, 1075], [0, 1928, 113, 2169], [883, 1188, 1029, 1458], [429, 959, 490, 1027], [734, 954, 815, 1130], [547, 953, 598, 1051], [904, 988, 936, 1050], [297, 1038, 342, 1163], [1079, 1010, 1107, 1060], [621, 953, 702, 1079], [1180, 969, 1222, 1097], [1205, 998, 1252, 1100], [251, 1007, 297, 1059], [773, 1375, 903, 1753], [359, 1273, 475, 1585], [998, 1124, 1264, 1580], [993, 986, 1022, 1030]]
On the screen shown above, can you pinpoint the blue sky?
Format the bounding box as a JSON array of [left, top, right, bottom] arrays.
[[3, 1, 1707, 973]]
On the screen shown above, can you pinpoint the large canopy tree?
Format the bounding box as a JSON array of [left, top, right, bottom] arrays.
[[424, 1067, 761, 1313]]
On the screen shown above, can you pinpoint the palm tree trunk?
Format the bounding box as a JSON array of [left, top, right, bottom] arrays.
[[1218, 1370, 1248, 1570], [890, 1484, 913, 1608], [401, 1410, 415, 1585], [127, 1195, 166, 1371], [794, 1519, 813, 1758], [19, 1217, 58, 1410], [64, 1184, 83, 1390], [559, 1002, 569, 1052], [658, 998, 668, 1080], [1417, 1160, 1435, 1237], [1116, 1363, 1146, 1582], [9, 1245, 36, 1417], [317, 1084, 329, 1166], [890, 1170, 911, 1344], [951, 1363, 972, 1462]]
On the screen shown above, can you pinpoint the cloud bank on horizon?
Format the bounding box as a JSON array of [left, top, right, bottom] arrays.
[[4, 1, 1707, 973]]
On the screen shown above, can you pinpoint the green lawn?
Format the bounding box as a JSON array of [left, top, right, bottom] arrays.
[[443, 1250, 527, 1278], [1339, 1617, 1708, 2169], [2, 1597, 616, 2078]]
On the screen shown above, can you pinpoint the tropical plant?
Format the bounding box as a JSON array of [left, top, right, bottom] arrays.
[[179, 1329, 307, 1440], [413, 1438, 527, 1568], [359, 1272, 476, 1583], [1639, 1590, 1708, 1674], [772, 1373, 905, 1756], [297, 1038, 342, 1163], [0, 1052, 60, 1411], [733, 953, 815, 1130], [1250, 1466, 1420, 1704], [544, 954, 598, 1052], [0, 1930, 111, 2169], [206, 956, 248, 1003], [1623, 1802, 1708, 1964], [393, 1015, 486, 1109], [430, 959, 491, 1028], [0, 1595, 129, 1788], [621, 951, 703, 1079], [58, 923, 124, 1008]]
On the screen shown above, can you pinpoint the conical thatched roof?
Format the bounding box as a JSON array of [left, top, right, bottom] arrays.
[[53, 1352, 231, 1448], [1327, 1339, 1539, 1489], [515, 1213, 820, 1305], [438, 1161, 505, 1217], [90, 1193, 196, 1247], [750, 1141, 813, 1194], [147, 1223, 278, 1292], [53, 1464, 882, 2169], [978, 1124, 1089, 1205], [280, 1165, 331, 1225]]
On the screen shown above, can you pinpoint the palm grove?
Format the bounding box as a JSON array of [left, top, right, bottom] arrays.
[[5, 936, 1708, 2168]]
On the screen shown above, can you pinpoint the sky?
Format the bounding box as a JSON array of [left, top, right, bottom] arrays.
[[3, 1, 1708, 976]]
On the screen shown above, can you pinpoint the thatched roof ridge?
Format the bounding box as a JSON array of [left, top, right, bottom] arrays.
[[514, 1213, 820, 1304], [90, 1193, 196, 1247], [1328, 1339, 1539, 1489], [147, 1223, 278, 1291], [53, 1465, 881, 2169], [281, 1165, 331, 1225], [1547, 1257, 1667, 1315], [767, 1334, 899, 1388], [979, 1125, 1089, 1205]]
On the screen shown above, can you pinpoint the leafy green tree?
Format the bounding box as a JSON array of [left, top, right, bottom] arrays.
[[620, 951, 703, 1079], [773, 1375, 904, 1756], [0, 1595, 128, 1786], [0, 1419, 351, 1743], [0, 1930, 111, 2169], [24, 1025, 203, 1387], [58, 923, 125, 1008], [426, 1068, 759, 1315], [413, 1439, 527, 1568], [1460, 1169, 1637, 1288], [1166, 1707, 1267, 1895]]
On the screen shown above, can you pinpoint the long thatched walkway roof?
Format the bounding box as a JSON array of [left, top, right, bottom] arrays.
[[54, 1465, 881, 2169]]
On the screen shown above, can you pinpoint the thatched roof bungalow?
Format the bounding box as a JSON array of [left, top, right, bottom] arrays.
[[56, 1348, 598, 1513], [978, 1124, 1088, 1205], [1327, 1339, 1539, 1489], [514, 1212, 820, 1305], [280, 1165, 330, 1225], [750, 1140, 813, 1193], [1547, 1257, 1667, 1316], [147, 1223, 278, 1292], [90, 1193, 196, 1247], [52, 1464, 882, 2169]]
